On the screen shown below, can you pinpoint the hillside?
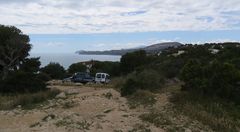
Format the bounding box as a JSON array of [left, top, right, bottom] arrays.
[[76, 42, 182, 55]]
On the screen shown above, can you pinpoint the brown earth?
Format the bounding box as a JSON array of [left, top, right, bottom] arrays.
[[0, 82, 212, 132], [0, 85, 163, 132]]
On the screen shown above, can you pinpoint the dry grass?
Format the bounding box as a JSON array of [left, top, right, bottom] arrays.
[[110, 76, 126, 91], [170, 92, 240, 132], [140, 111, 172, 127], [0, 88, 60, 110], [127, 90, 157, 109]]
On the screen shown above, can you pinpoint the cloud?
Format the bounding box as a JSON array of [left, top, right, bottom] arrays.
[[0, 0, 240, 34]]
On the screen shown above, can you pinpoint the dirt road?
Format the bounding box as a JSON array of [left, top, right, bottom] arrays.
[[0, 85, 163, 132]]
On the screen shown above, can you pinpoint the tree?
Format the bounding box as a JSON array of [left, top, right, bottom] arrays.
[[0, 25, 31, 80], [68, 62, 87, 74], [41, 62, 66, 79], [120, 50, 148, 73], [91, 61, 120, 76], [19, 57, 41, 73]]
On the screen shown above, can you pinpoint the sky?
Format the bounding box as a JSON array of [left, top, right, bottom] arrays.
[[0, 0, 240, 53]]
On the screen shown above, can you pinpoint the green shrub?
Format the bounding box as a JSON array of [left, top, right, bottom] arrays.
[[121, 69, 164, 96], [180, 59, 240, 104], [68, 62, 87, 74], [41, 62, 66, 79], [0, 71, 47, 93], [120, 50, 148, 73], [91, 61, 121, 77], [36, 73, 51, 82], [19, 57, 41, 73]]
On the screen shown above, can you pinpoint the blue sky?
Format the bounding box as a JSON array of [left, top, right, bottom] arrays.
[[0, 0, 240, 53]]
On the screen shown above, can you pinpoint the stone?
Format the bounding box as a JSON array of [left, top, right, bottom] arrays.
[[75, 83, 83, 86], [185, 128, 192, 132], [56, 92, 67, 99], [17, 105, 22, 108], [66, 89, 79, 95], [103, 109, 113, 113]]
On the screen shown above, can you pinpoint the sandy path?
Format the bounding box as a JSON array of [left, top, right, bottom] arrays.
[[0, 85, 164, 132]]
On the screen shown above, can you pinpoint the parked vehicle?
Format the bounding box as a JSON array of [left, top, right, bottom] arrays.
[[95, 73, 110, 83], [71, 72, 94, 84]]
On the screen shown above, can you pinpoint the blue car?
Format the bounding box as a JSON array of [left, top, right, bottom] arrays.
[[71, 72, 95, 84]]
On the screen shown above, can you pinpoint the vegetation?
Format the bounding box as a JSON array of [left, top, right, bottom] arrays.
[[170, 92, 240, 132], [91, 61, 120, 76], [68, 62, 87, 74], [116, 42, 240, 131], [0, 88, 60, 110], [1, 24, 240, 131], [120, 69, 164, 96], [41, 62, 66, 79], [0, 71, 46, 93], [140, 111, 172, 128], [0, 25, 48, 94], [120, 50, 150, 73], [0, 25, 31, 80], [180, 45, 240, 104], [127, 90, 157, 109]]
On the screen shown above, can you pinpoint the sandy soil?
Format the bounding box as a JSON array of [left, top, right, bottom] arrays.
[[0, 85, 164, 132]]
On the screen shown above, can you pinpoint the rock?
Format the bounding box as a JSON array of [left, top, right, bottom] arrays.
[[42, 114, 56, 121], [56, 92, 67, 99], [95, 123, 103, 129], [17, 105, 22, 108], [47, 80, 62, 86], [185, 128, 192, 132], [66, 89, 79, 95], [103, 109, 113, 113], [75, 83, 83, 86], [86, 82, 95, 85]]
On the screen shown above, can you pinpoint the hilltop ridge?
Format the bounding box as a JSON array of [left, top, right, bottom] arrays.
[[76, 42, 182, 55]]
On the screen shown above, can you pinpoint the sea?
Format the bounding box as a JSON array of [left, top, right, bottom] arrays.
[[30, 53, 121, 69]]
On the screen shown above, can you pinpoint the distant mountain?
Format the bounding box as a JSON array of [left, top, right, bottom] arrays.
[[76, 42, 182, 55]]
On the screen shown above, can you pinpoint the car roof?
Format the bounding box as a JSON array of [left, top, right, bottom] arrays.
[[96, 73, 109, 75]]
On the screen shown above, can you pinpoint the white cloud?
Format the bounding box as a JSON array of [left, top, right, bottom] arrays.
[[0, 0, 240, 34], [206, 39, 240, 43]]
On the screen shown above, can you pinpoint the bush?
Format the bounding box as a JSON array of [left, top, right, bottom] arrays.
[[0, 71, 47, 93], [19, 57, 41, 73], [91, 61, 121, 77], [121, 69, 164, 96], [41, 62, 66, 79], [180, 59, 240, 104], [120, 50, 148, 73], [68, 62, 87, 74], [36, 73, 51, 82]]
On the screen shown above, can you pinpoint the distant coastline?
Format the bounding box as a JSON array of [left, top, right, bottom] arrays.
[[30, 53, 121, 69], [76, 42, 182, 55]]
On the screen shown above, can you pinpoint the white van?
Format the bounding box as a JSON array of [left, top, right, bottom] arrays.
[[95, 73, 110, 83]]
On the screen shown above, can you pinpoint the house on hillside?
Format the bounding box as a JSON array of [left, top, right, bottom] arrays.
[[209, 49, 220, 54], [172, 50, 185, 57], [80, 60, 95, 73]]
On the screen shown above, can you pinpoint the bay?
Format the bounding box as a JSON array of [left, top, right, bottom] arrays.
[[30, 53, 121, 69]]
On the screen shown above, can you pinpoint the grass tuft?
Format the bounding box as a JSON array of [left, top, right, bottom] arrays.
[[170, 92, 240, 132], [127, 90, 157, 109], [0, 88, 60, 110]]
